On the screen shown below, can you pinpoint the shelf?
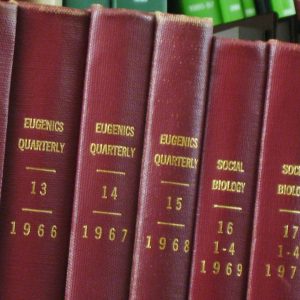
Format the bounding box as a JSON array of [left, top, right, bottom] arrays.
[[214, 13, 277, 41]]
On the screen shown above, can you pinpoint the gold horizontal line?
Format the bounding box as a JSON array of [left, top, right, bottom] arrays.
[[22, 208, 53, 214], [96, 169, 126, 176], [213, 204, 242, 211], [160, 180, 190, 187], [279, 209, 300, 215], [92, 210, 122, 217], [25, 166, 56, 174], [157, 221, 185, 228]]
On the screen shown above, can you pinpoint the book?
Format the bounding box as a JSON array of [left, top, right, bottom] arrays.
[[247, 40, 300, 299], [219, 0, 244, 23], [176, 0, 223, 25], [0, 2, 89, 299], [189, 37, 267, 300], [63, 0, 109, 9], [270, 0, 296, 18], [241, 0, 256, 17], [129, 13, 212, 300], [0, 1, 17, 199], [296, 0, 300, 19], [111, 0, 167, 12], [254, 0, 271, 14], [25, 0, 63, 6], [65, 6, 154, 300]]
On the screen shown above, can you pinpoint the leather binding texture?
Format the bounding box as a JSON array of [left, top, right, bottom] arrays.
[[0, 2, 89, 299], [129, 13, 212, 300], [189, 38, 268, 300], [0, 2, 17, 200], [247, 41, 300, 299], [65, 7, 154, 300]]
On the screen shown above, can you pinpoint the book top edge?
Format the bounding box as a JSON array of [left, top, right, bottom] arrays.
[[214, 36, 266, 47], [269, 39, 300, 51], [91, 5, 153, 20], [0, 1, 15, 8], [11, 0, 88, 17], [155, 11, 212, 27]]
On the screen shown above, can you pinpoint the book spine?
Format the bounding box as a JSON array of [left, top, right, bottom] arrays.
[[189, 38, 267, 300], [178, 0, 223, 25], [218, 0, 244, 23], [25, 0, 63, 6], [241, 0, 257, 17], [0, 3, 89, 299], [0, 2, 17, 199], [129, 14, 212, 300], [111, 0, 168, 12], [247, 41, 300, 299], [296, 0, 300, 19], [63, 0, 110, 9], [270, 0, 296, 18], [65, 7, 154, 300], [254, 0, 271, 14]]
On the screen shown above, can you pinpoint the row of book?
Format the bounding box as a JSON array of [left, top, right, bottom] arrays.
[[173, 0, 296, 24], [0, 1, 300, 299], [14, 0, 297, 25]]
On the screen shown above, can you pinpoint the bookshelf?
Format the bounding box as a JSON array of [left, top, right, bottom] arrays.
[[214, 12, 277, 40], [1, 0, 300, 299]]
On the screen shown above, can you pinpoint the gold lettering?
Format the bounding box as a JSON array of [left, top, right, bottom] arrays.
[[211, 179, 246, 194], [23, 117, 64, 132], [153, 153, 198, 169], [95, 122, 135, 137], [89, 143, 135, 158], [277, 184, 300, 197], [159, 134, 199, 149], [282, 164, 300, 176], [216, 159, 245, 173], [18, 138, 65, 154]]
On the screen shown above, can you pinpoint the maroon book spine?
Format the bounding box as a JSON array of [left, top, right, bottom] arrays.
[[296, 0, 300, 19], [129, 14, 212, 300], [0, 2, 17, 199], [0, 3, 89, 299], [65, 7, 154, 300], [247, 41, 300, 299], [188, 38, 267, 300]]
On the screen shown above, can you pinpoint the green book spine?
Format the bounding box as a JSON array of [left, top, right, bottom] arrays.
[[63, 0, 109, 9], [270, 0, 295, 18], [29, 0, 62, 5], [178, 0, 223, 25], [218, 0, 244, 22], [111, 0, 167, 12], [241, 0, 256, 17]]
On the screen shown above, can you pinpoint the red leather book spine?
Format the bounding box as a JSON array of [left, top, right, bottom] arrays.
[[129, 14, 212, 300], [0, 3, 89, 299], [65, 7, 154, 300], [188, 38, 267, 300], [247, 41, 300, 299], [0, 2, 17, 198]]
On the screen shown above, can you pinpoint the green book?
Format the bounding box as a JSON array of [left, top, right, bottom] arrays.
[[111, 0, 167, 12], [270, 0, 296, 18], [219, 0, 244, 23], [63, 0, 109, 9], [178, 0, 223, 25], [241, 0, 256, 17]]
